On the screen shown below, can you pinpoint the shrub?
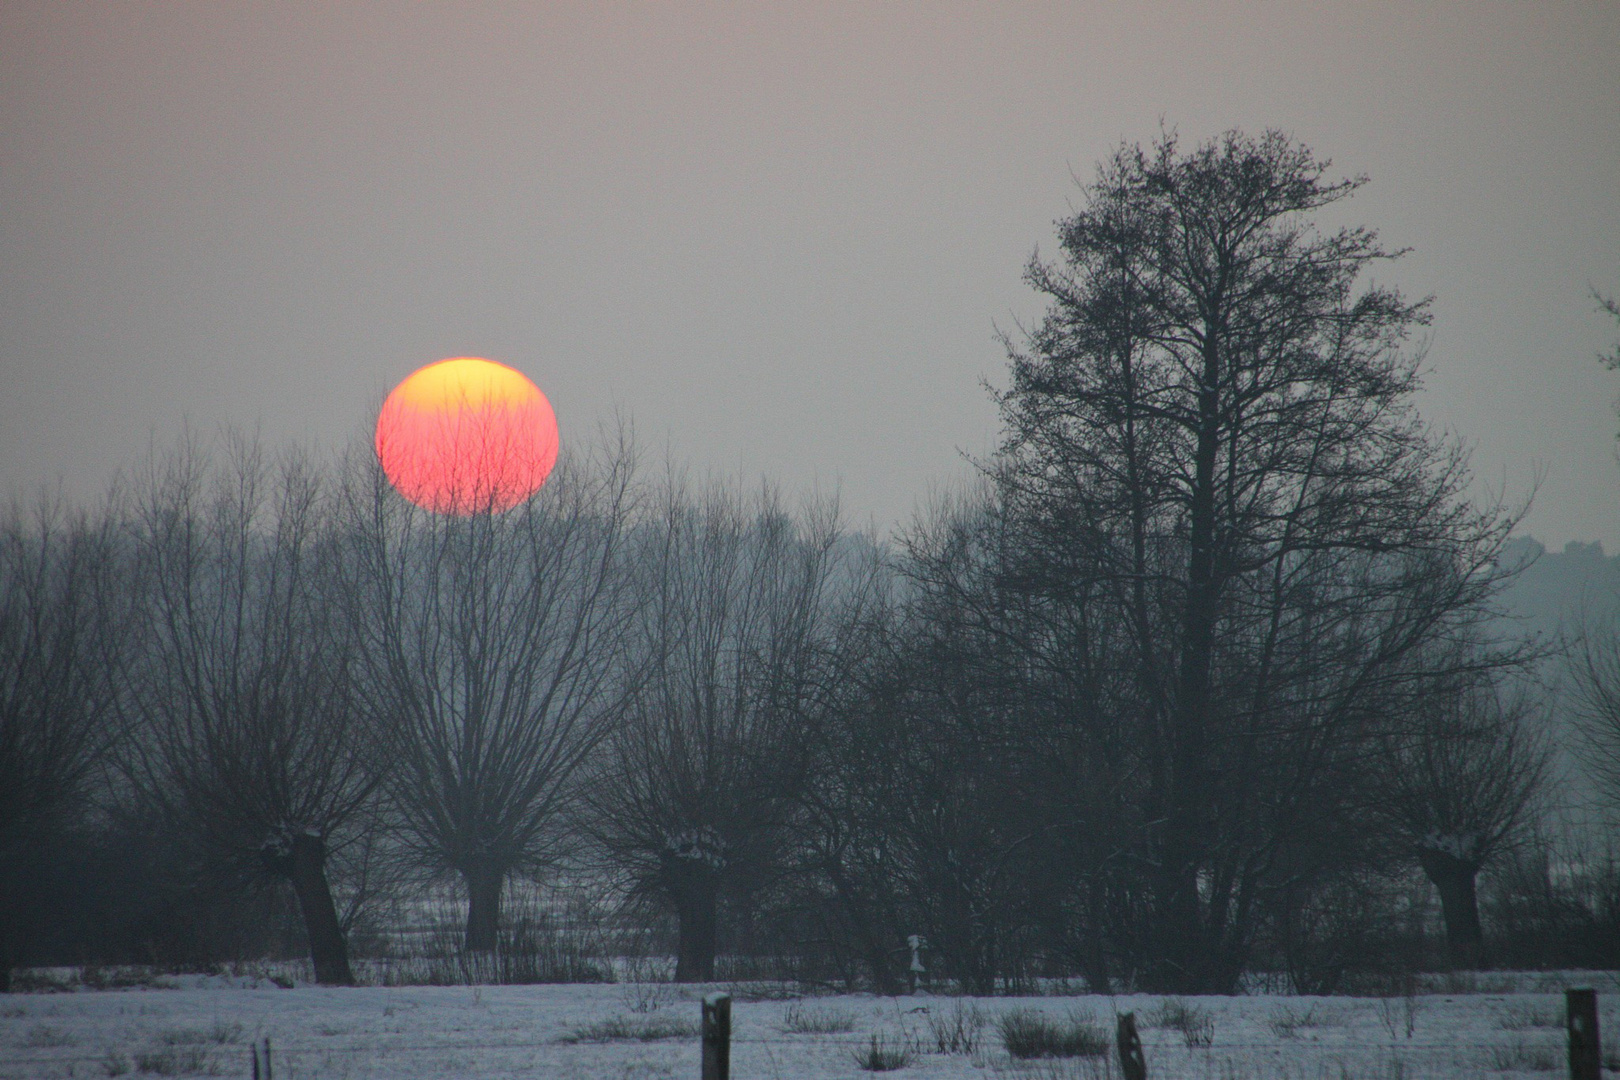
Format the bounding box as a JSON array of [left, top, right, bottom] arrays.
[[929, 1000, 986, 1054], [1489, 1042, 1558, 1072], [1495, 1003, 1559, 1030], [619, 974, 676, 1014], [559, 1015, 698, 1043], [781, 1002, 858, 1034], [997, 1009, 1108, 1059], [133, 1047, 209, 1075], [1149, 997, 1215, 1048], [24, 1025, 76, 1048], [208, 1021, 242, 1045], [853, 1033, 912, 1071], [158, 1023, 239, 1046], [1266, 1004, 1337, 1039]]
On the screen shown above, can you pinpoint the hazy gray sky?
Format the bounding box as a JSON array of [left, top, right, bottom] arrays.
[[3, 2, 1618, 543]]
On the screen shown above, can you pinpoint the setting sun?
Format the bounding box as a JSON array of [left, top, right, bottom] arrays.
[[374, 357, 558, 514]]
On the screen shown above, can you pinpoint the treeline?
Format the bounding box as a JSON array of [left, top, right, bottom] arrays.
[[3, 130, 1617, 995]]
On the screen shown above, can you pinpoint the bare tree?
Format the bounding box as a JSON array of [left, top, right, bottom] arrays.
[[341, 433, 639, 953], [993, 129, 1526, 990], [0, 498, 125, 990], [586, 480, 869, 982], [1575, 273, 1620, 814], [122, 436, 372, 985], [809, 486, 1136, 994], [1377, 671, 1549, 968], [1568, 616, 1620, 817]]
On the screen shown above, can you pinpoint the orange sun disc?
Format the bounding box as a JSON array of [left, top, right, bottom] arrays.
[[375, 357, 559, 514]]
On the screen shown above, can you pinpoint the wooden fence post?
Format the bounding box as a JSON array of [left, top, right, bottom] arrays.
[[702, 992, 731, 1080], [1117, 1011, 1147, 1080], [1568, 988, 1601, 1080], [250, 1037, 273, 1080]]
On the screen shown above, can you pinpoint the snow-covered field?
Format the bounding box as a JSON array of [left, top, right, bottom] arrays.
[[3, 971, 1615, 1079]]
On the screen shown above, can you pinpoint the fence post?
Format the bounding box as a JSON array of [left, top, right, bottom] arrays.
[[1117, 1011, 1147, 1080], [701, 992, 731, 1080], [1568, 988, 1600, 1080], [249, 1037, 274, 1080]]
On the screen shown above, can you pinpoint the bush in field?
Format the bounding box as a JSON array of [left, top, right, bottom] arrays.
[[1266, 1003, 1342, 1039], [997, 1009, 1108, 1059], [781, 1002, 858, 1034], [1149, 997, 1215, 1048], [929, 1000, 986, 1054], [852, 1032, 912, 1071], [560, 1015, 697, 1043]]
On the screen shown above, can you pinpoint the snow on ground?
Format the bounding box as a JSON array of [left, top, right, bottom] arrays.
[[2, 972, 1617, 1079]]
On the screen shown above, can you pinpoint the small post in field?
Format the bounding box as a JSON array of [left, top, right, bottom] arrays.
[[1567, 988, 1600, 1080], [702, 991, 731, 1080], [250, 1037, 273, 1080], [1117, 1011, 1146, 1080]]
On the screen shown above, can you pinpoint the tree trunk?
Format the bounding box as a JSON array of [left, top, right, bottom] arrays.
[[264, 832, 355, 986], [1080, 887, 1113, 994], [1417, 847, 1485, 969], [674, 874, 719, 982], [1154, 354, 1223, 993], [463, 866, 503, 954]]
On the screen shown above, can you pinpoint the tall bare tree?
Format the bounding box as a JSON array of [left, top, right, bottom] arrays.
[[122, 436, 372, 985], [993, 129, 1525, 990], [341, 434, 639, 952], [586, 480, 871, 981], [0, 498, 126, 990]]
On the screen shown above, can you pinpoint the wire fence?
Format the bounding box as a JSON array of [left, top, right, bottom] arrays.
[[0, 1031, 1581, 1075], [4, 979, 1608, 1078]]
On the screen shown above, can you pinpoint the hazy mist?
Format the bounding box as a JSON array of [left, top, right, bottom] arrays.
[[3, 2, 1617, 541]]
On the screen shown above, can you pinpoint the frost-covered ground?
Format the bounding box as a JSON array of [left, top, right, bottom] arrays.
[[3, 970, 1616, 1079]]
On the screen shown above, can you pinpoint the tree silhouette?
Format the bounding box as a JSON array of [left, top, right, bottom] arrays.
[[0, 498, 125, 990], [587, 480, 871, 981], [1376, 670, 1547, 967], [342, 433, 639, 953], [122, 436, 371, 985], [993, 129, 1524, 990]]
